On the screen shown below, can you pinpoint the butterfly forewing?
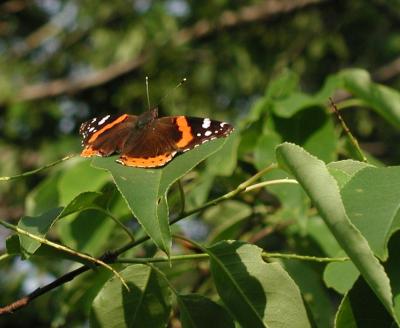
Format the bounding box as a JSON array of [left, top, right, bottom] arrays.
[[80, 114, 137, 157], [176, 116, 234, 151]]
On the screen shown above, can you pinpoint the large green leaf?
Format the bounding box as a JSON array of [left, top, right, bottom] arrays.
[[207, 241, 310, 328], [178, 294, 234, 328], [18, 191, 113, 257], [322, 160, 373, 293], [325, 166, 400, 295], [276, 142, 396, 321], [90, 264, 171, 328], [92, 137, 228, 255], [341, 166, 400, 260]]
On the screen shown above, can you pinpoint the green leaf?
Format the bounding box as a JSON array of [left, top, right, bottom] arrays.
[[335, 278, 395, 328], [327, 160, 372, 189], [324, 259, 359, 294], [271, 106, 336, 163], [339, 69, 400, 128], [305, 216, 341, 257], [207, 241, 311, 328], [276, 143, 396, 320], [90, 264, 171, 328], [254, 130, 281, 169], [341, 166, 400, 260], [18, 207, 63, 258], [178, 294, 234, 328], [18, 191, 114, 257], [60, 268, 113, 321], [57, 187, 131, 254], [92, 137, 228, 255], [270, 73, 340, 118], [58, 158, 110, 205], [6, 235, 21, 255], [246, 69, 300, 123], [57, 209, 116, 254], [25, 172, 61, 216], [205, 200, 252, 244], [282, 260, 334, 328], [206, 130, 240, 176], [384, 232, 400, 321]]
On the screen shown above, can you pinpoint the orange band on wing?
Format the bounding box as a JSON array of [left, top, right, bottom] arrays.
[[88, 114, 128, 143], [175, 116, 193, 148], [118, 153, 175, 168], [81, 146, 101, 157]]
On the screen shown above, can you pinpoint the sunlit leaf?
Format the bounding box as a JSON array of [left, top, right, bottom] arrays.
[[207, 241, 311, 328], [92, 137, 229, 255], [276, 142, 396, 321], [90, 264, 171, 328]]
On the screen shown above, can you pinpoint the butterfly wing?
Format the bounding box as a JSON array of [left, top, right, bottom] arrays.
[[80, 114, 137, 157], [171, 116, 234, 151], [118, 116, 233, 167]]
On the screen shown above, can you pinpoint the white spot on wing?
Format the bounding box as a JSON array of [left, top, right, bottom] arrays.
[[197, 133, 201, 137], [204, 130, 212, 137], [202, 118, 211, 129], [220, 122, 226, 127], [98, 115, 110, 125]]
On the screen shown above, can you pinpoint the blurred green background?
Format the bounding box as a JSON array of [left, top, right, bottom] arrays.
[[1, 0, 400, 326]]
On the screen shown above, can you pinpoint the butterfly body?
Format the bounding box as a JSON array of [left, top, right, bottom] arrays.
[[79, 108, 233, 168]]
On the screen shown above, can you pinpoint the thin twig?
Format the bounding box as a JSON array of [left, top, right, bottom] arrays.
[[117, 252, 348, 264], [0, 154, 77, 181], [244, 178, 297, 192], [0, 253, 12, 262], [0, 220, 129, 291], [329, 98, 368, 162], [182, 163, 279, 217], [262, 252, 349, 263]]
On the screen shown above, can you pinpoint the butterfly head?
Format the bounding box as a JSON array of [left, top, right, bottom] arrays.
[[136, 107, 158, 129]]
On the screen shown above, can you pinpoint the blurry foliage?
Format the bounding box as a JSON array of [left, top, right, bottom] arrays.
[[1, 0, 400, 327]]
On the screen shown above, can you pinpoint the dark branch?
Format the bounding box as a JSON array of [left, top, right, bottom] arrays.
[[0, 265, 88, 315], [12, 0, 326, 103]]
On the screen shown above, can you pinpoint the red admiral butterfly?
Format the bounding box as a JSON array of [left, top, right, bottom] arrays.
[[79, 108, 234, 168]]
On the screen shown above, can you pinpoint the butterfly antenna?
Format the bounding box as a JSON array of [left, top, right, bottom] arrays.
[[159, 77, 187, 105], [146, 76, 151, 111]]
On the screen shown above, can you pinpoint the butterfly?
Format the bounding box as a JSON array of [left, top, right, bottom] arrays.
[[79, 108, 234, 168]]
